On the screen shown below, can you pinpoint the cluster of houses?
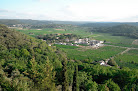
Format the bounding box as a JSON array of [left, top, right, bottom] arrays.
[[9, 24, 31, 29], [54, 38, 104, 47], [74, 38, 104, 47]]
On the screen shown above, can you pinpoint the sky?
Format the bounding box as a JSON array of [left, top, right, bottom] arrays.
[[0, 0, 138, 22]]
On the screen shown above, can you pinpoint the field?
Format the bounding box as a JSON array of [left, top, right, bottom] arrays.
[[114, 49, 138, 69], [16, 27, 91, 37], [55, 45, 126, 62]]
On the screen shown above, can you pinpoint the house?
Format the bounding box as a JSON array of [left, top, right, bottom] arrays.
[[67, 43, 73, 46], [99, 60, 106, 65], [62, 43, 67, 45], [100, 41, 104, 43], [73, 44, 79, 46]]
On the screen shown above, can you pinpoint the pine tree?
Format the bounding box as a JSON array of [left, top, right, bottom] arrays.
[[72, 65, 79, 91], [62, 58, 68, 91], [39, 57, 56, 91]]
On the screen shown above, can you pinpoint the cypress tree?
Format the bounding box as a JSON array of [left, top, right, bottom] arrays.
[[72, 65, 79, 91], [62, 58, 68, 91]]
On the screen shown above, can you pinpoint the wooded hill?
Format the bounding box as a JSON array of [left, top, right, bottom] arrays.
[[81, 22, 138, 27], [0, 24, 66, 90], [92, 24, 138, 38]]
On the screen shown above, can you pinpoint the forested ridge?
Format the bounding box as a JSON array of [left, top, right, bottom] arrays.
[[0, 24, 138, 91], [93, 24, 138, 38]]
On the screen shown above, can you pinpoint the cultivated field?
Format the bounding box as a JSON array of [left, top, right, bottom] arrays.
[[17, 27, 91, 37], [55, 45, 126, 62]]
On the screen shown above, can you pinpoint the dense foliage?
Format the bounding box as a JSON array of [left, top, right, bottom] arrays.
[[114, 49, 138, 69], [0, 24, 64, 90], [37, 33, 81, 43]]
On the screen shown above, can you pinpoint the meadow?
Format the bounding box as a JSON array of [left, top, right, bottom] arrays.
[[114, 49, 138, 69]]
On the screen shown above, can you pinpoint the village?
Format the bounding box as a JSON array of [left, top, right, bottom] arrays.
[[54, 38, 104, 48]]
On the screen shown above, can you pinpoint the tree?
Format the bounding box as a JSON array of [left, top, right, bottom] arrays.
[[24, 57, 38, 82], [105, 79, 121, 91], [38, 57, 56, 91], [85, 80, 98, 91], [98, 84, 109, 91], [62, 58, 68, 91], [72, 65, 79, 91]]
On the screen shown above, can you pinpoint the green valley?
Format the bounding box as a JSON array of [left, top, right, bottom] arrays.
[[0, 20, 138, 91]]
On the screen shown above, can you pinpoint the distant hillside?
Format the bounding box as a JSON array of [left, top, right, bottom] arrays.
[[0, 19, 52, 26], [81, 22, 138, 27], [0, 19, 87, 26], [92, 24, 138, 38]]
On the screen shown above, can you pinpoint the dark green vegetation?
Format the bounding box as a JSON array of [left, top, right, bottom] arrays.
[[0, 24, 64, 90], [92, 24, 138, 38], [72, 65, 79, 91], [114, 49, 138, 69], [81, 22, 138, 27], [37, 33, 81, 43], [0, 24, 138, 91]]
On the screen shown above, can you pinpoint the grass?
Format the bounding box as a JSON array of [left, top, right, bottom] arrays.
[[114, 49, 138, 69]]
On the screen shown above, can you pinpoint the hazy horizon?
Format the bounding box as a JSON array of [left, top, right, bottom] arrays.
[[1, 0, 138, 22]]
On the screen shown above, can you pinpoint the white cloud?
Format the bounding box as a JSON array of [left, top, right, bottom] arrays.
[[62, 0, 138, 21]]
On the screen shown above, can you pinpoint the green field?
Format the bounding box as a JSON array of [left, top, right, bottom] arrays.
[[55, 45, 126, 62], [16, 27, 91, 37], [114, 49, 138, 69]]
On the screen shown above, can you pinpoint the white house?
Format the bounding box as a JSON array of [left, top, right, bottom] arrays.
[[99, 61, 106, 65]]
